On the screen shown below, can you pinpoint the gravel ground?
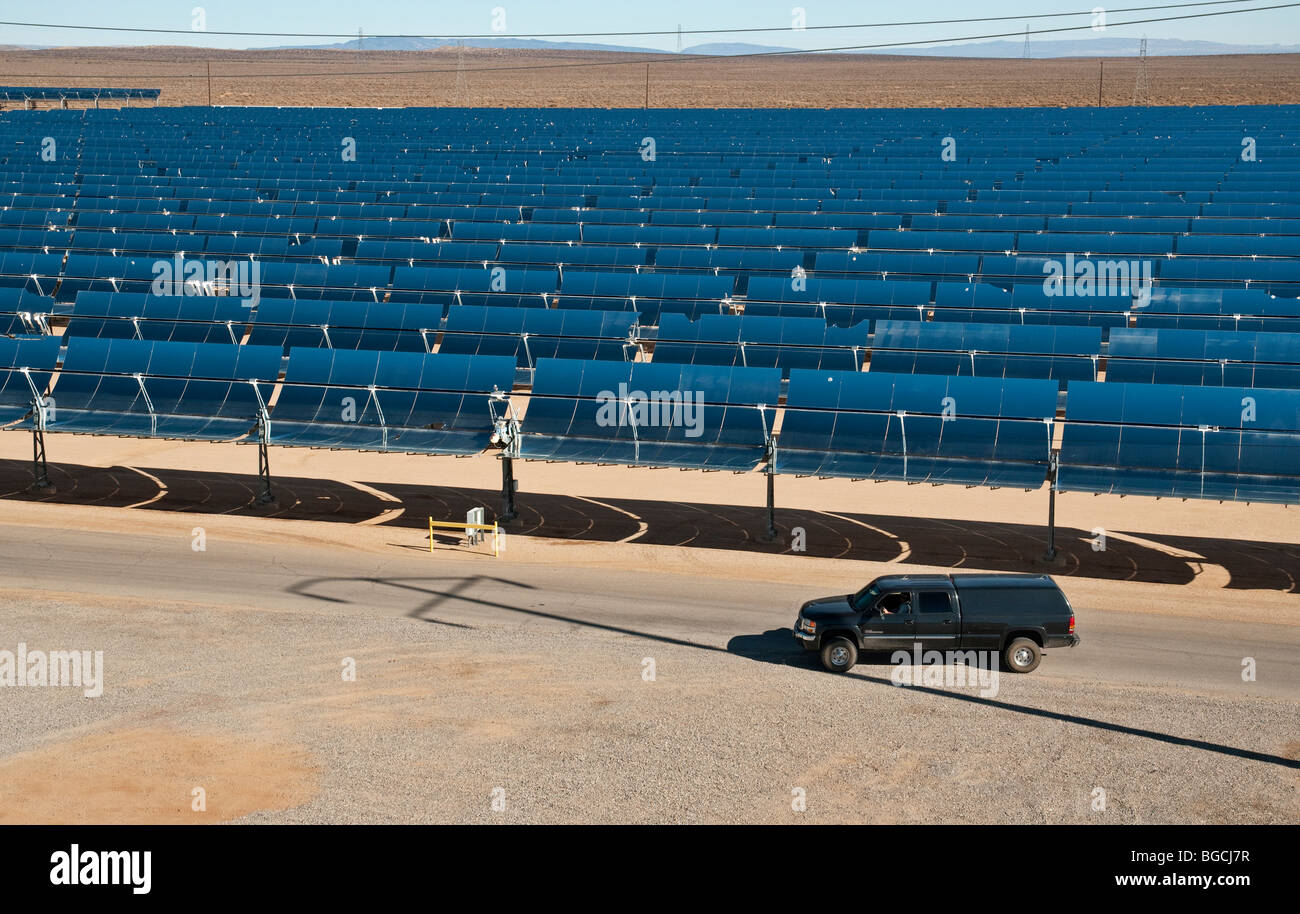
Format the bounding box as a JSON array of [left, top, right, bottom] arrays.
[[1, 587, 1295, 824]]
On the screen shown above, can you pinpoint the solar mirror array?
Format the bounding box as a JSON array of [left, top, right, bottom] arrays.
[[0, 104, 1298, 543]]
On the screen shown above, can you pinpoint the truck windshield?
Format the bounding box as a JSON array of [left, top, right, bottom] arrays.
[[851, 584, 880, 612]]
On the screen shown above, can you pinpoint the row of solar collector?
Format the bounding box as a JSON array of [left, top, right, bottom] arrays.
[[9, 137, 1300, 166], [5, 129, 1295, 170], [11, 223, 1300, 267], [7, 236, 1300, 286], [9, 220, 1300, 267], [5, 225, 1300, 269], [6, 120, 1292, 144], [3, 263, 1299, 337], [14, 289, 1300, 390], [14, 111, 1278, 130], [1, 335, 1295, 504], [6, 120, 1291, 140], [0, 88, 160, 101], [11, 167, 1300, 195], [11, 187, 1300, 222], [28, 158, 1300, 179], [10, 142, 1299, 162], [10, 191, 1300, 239], [15, 192, 1300, 217], [10, 151, 1274, 171], [19, 157, 1300, 178], [33, 178, 1300, 201], [3, 153, 1300, 187], [9, 194, 1300, 227], [9, 128, 1295, 153], [8, 164, 1295, 198], [3, 253, 1298, 316], [22, 138, 1288, 161], [18, 182, 1300, 217], [7, 211, 1300, 257], [13, 223, 1300, 258], [26, 145, 1295, 164], [22, 117, 1292, 134], [8, 177, 1300, 206], [14, 150, 1298, 170], [9, 112, 1284, 129]]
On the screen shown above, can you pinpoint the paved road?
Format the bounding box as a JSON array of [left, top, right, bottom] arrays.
[[3, 520, 1295, 700], [2, 514, 1296, 824]]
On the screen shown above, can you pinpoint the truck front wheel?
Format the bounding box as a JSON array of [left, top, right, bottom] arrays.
[[1003, 637, 1042, 674], [820, 636, 858, 673]]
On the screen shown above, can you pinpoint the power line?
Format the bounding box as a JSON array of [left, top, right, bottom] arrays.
[[0, 1, 1267, 41], [0, 3, 1280, 71], [0, 3, 1293, 82], [1134, 36, 1152, 104], [453, 42, 467, 106]]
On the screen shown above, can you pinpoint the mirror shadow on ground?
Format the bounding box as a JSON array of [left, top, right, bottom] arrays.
[[1, 457, 1295, 591]]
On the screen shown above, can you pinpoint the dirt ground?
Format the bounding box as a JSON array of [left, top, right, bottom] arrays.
[[0, 477, 1296, 824], [2, 46, 1299, 108], [1, 432, 1296, 600], [0, 432, 1295, 824]]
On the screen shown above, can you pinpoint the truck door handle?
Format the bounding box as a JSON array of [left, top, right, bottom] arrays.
[[942, 619, 953, 624]]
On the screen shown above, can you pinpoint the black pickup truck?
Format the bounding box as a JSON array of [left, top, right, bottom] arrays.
[[793, 573, 1079, 674]]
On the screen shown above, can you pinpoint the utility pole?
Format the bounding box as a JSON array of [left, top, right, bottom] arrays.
[[645, 63, 650, 108], [1098, 60, 1103, 107], [1133, 37, 1151, 106], [676, 24, 682, 54], [1023, 24, 1031, 60], [454, 41, 467, 106], [206, 60, 212, 107]]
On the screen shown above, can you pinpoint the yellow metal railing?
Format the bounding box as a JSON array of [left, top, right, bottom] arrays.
[[428, 517, 503, 557]]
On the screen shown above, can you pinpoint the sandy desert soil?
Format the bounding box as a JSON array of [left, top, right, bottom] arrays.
[[0, 432, 1295, 824], [1, 46, 1299, 108], [1, 432, 1298, 597], [0, 498, 1297, 825]]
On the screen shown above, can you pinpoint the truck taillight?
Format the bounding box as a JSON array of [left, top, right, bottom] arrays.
[[1068, 613, 1076, 634]]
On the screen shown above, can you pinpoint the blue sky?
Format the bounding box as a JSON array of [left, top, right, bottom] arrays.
[[3, 1, 1299, 50]]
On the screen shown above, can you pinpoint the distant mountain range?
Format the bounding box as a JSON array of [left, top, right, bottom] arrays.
[[258, 36, 797, 55], [263, 37, 666, 54], [255, 35, 1300, 57], [8, 36, 1300, 57], [907, 37, 1300, 57]]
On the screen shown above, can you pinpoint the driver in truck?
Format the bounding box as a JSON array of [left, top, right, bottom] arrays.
[[879, 593, 910, 615]]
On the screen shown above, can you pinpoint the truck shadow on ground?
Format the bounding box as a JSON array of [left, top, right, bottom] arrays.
[[725, 628, 1300, 771], [285, 568, 1300, 774], [0, 456, 1296, 592]]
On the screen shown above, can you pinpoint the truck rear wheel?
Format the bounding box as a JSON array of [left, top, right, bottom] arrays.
[[1003, 637, 1042, 674], [820, 636, 858, 673]]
